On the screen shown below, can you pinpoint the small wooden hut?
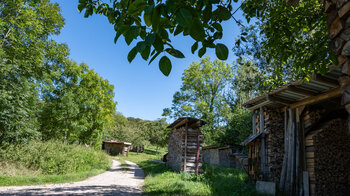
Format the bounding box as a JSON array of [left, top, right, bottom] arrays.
[[167, 117, 205, 175], [241, 67, 350, 195], [202, 145, 247, 169], [102, 140, 132, 156]]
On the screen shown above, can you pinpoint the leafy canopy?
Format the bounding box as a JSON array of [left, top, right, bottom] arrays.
[[236, 0, 331, 87], [78, 0, 239, 76]]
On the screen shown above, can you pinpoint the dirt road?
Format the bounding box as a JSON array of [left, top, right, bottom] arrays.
[[0, 160, 144, 195]]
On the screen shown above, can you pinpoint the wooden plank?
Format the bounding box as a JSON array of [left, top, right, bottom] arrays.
[[184, 122, 188, 172], [247, 100, 272, 111], [303, 172, 310, 196], [314, 74, 339, 87], [290, 87, 344, 109], [306, 152, 314, 158], [267, 95, 293, 105], [259, 107, 266, 178], [252, 110, 257, 134], [196, 123, 200, 175]]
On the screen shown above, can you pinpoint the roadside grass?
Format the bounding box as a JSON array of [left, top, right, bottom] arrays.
[[120, 148, 264, 196], [0, 140, 112, 186]]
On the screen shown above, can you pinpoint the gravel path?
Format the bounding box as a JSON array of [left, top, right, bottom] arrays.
[[0, 160, 144, 195]]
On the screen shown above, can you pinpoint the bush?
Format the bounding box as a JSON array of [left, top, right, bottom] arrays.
[[0, 140, 111, 175]]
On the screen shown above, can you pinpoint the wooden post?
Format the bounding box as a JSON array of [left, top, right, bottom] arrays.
[[184, 122, 188, 172], [280, 109, 288, 190], [303, 171, 310, 196], [253, 110, 257, 134], [259, 107, 266, 178], [295, 108, 301, 195], [196, 121, 201, 175]]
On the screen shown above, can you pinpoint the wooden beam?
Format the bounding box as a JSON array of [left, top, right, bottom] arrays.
[[252, 110, 256, 134], [260, 107, 267, 178], [267, 95, 293, 105], [314, 74, 339, 87], [172, 118, 188, 129], [184, 122, 188, 172], [290, 87, 344, 109], [287, 86, 318, 96], [247, 100, 271, 111]]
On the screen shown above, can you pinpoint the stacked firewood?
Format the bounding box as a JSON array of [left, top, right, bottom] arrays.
[[264, 108, 285, 182], [167, 128, 185, 172], [167, 127, 204, 174], [313, 118, 350, 196]]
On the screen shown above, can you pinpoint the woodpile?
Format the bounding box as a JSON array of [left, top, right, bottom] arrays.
[[167, 126, 203, 174], [305, 118, 350, 196], [264, 108, 285, 183]]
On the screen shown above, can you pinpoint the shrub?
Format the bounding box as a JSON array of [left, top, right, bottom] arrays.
[[0, 140, 110, 175]]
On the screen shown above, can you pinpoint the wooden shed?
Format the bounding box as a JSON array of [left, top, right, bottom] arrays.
[[202, 145, 247, 170], [167, 117, 205, 175], [241, 67, 350, 195], [102, 140, 132, 156]]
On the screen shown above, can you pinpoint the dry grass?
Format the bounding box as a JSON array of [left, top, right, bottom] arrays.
[[0, 162, 42, 176]]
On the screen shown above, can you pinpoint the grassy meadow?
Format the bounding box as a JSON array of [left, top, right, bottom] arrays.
[[0, 140, 111, 186]]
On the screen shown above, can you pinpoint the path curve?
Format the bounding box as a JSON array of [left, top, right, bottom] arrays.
[[0, 160, 144, 195]]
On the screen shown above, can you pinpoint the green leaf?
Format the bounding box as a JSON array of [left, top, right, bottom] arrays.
[[190, 19, 205, 41], [212, 23, 223, 32], [213, 6, 231, 21], [141, 46, 151, 60], [153, 36, 164, 52], [203, 4, 212, 23], [136, 41, 146, 52], [144, 13, 152, 27], [198, 46, 206, 58], [165, 48, 185, 58], [176, 8, 192, 27], [152, 6, 160, 31], [174, 25, 183, 36], [191, 42, 198, 54], [128, 47, 138, 63], [159, 56, 172, 76], [149, 51, 161, 65], [128, 0, 147, 16], [77, 4, 85, 12], [114, 25, 129, 44], [145, 33, 156, 46], [215, 43, 228, 60]]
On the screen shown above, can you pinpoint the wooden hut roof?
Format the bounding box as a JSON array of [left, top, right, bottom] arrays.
[[103, 140, 132, 145], [240, 132, 264, 146], [243, 67, 343, 111], [167, 117, 206, 129]]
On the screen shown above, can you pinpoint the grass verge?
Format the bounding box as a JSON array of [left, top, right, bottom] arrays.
[[0, 169, 106, 186], [0, 140, 112, 186], [120, 149, 264, 196]]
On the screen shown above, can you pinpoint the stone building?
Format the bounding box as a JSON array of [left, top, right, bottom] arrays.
[[167, 117, 205, 175]]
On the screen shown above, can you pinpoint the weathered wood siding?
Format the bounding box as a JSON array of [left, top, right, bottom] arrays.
[[167, 127, 203, 174]]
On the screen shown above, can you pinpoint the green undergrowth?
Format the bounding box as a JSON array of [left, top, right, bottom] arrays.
[[0, 140, 111, 186], [120, 149, 264, 196]]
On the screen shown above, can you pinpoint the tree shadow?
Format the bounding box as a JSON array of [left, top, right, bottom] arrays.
[[0, 185, 142, 196]]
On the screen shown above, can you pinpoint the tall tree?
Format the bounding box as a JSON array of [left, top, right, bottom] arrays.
[[163, 57, 233, 128], [0, 0, 65, 144]]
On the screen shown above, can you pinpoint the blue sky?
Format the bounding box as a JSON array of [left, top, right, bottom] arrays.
[[52, 0, 244, 121]]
